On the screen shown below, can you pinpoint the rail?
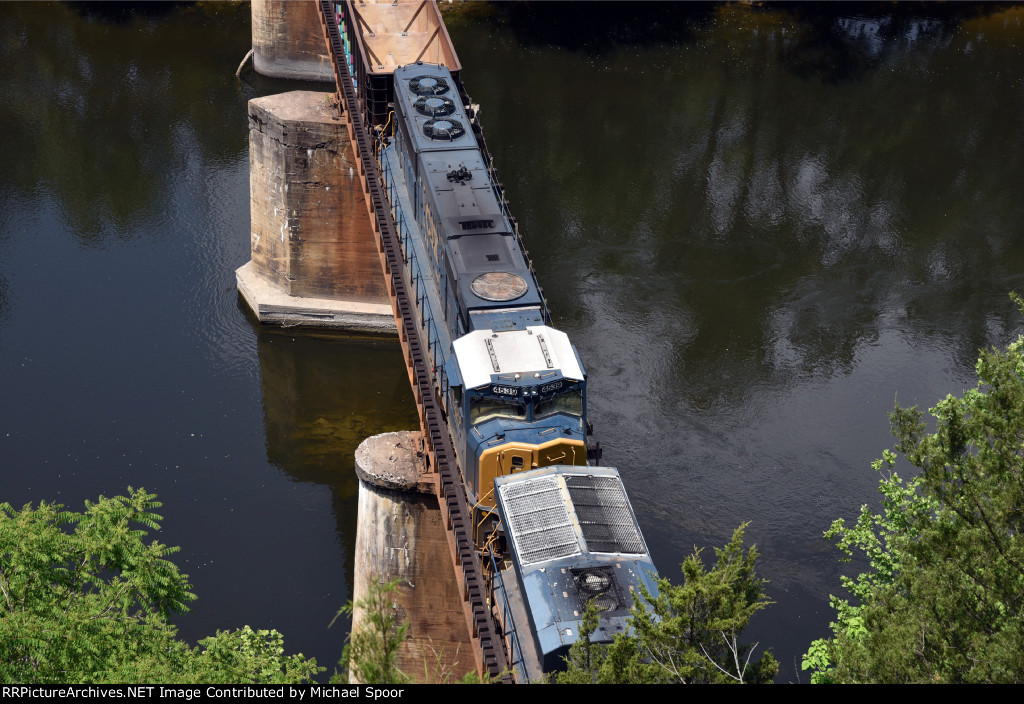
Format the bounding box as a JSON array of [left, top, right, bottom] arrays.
[[489, 551, 528, 683], [317, 1, 509, 681]]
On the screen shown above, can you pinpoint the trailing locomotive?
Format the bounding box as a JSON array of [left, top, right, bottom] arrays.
[[494, 466, 660, 679], [377, 62, 659, 680]]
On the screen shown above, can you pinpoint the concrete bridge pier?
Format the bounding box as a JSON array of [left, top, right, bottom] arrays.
[[351, 432, 475, 683], [251, 0, 334, 82], [237, 90, 395, 332]]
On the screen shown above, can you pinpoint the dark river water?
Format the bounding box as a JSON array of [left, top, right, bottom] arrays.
[[2, 1, 1024, 682]]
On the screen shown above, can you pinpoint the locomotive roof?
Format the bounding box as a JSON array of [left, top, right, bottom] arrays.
[[494, 466, 659, 675], [423, 153, 504, 233], [421, 153, 545, 311], [393, 63, 477, 153], [453, 326, 584, 391], [494, 466, 651, 565]]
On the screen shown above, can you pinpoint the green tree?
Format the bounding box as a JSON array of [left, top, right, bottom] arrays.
[[804, 294, 1024, 684], [331, 577, 411, 685], [0, 488, 320, 684], [559, 523, 778, 684], [329, 576, 496, 684]]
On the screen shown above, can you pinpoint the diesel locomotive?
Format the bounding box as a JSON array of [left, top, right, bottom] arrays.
[[376, 62, 659, 680]]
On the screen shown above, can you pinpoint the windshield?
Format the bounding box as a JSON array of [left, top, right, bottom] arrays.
[[534, 388, 583, 420], [470, 396, 527, 425]]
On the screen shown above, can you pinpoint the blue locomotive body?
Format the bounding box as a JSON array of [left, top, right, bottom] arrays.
[[380, 63, 590, 516], [377, 62, 658, 680]]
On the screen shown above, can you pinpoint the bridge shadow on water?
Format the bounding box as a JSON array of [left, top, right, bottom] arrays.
[[251, 321, 418, 634]]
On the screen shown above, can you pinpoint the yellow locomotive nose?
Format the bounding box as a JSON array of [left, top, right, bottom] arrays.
[[476, 438, 587, 509]]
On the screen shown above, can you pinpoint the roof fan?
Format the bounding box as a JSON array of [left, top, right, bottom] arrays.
[[414, 95, 457, 117], [423, 118, 466, 142], [573, 568, 612, 596], [409, 75, 450, 96], [571, 567, 623, 611]]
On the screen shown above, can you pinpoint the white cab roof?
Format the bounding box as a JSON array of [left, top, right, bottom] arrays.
[[453, 325, 584, 390]]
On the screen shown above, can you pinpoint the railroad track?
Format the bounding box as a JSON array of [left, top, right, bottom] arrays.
[[317, 1, 509, 682]]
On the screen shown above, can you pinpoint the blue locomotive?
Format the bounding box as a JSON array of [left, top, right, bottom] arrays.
[[377, 62, 658, 680], [381, 64, 589, 521]]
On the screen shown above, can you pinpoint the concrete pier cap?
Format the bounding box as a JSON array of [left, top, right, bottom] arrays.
[[354, 430, 426, 493]]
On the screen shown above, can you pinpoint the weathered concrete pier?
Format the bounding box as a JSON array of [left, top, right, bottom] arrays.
[[237, 0, 458, 331], [251, 0, 335, 82], [237, 90, 395, 332], [351, 432, 474, 682]]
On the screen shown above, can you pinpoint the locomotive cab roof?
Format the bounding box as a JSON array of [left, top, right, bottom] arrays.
[[452, 326, 584, 391]]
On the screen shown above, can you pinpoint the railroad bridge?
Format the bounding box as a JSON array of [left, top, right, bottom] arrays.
[[239, 0, 514, 681], [237, 1, 623, 683], [316, 1, 513, 680]]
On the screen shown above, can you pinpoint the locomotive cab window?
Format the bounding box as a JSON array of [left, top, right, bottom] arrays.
[[450, 385, 465, 422], [534, 388, 584, 420], [469, 395, 527, 425]]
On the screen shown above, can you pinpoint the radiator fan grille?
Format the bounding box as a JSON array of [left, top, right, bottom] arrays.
[[414, 96, 457, 117], [565, 475, 645, 555], [500, 476, 581, 565], [409, 75, 450, 96], [423, 118, 466, 142]]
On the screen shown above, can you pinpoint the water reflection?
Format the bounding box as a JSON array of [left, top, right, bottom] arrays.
[[445, 2, 1024, 675], [2, 0, 1023, 682], [450, 2, 1024, 405], [484, 1, 716, 53], [258, 328, 417, 494], [0, 2, 417, 677], [255, 328, 418, 632], [0, 1, 251, 245], [0, 274, 8, 326]]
